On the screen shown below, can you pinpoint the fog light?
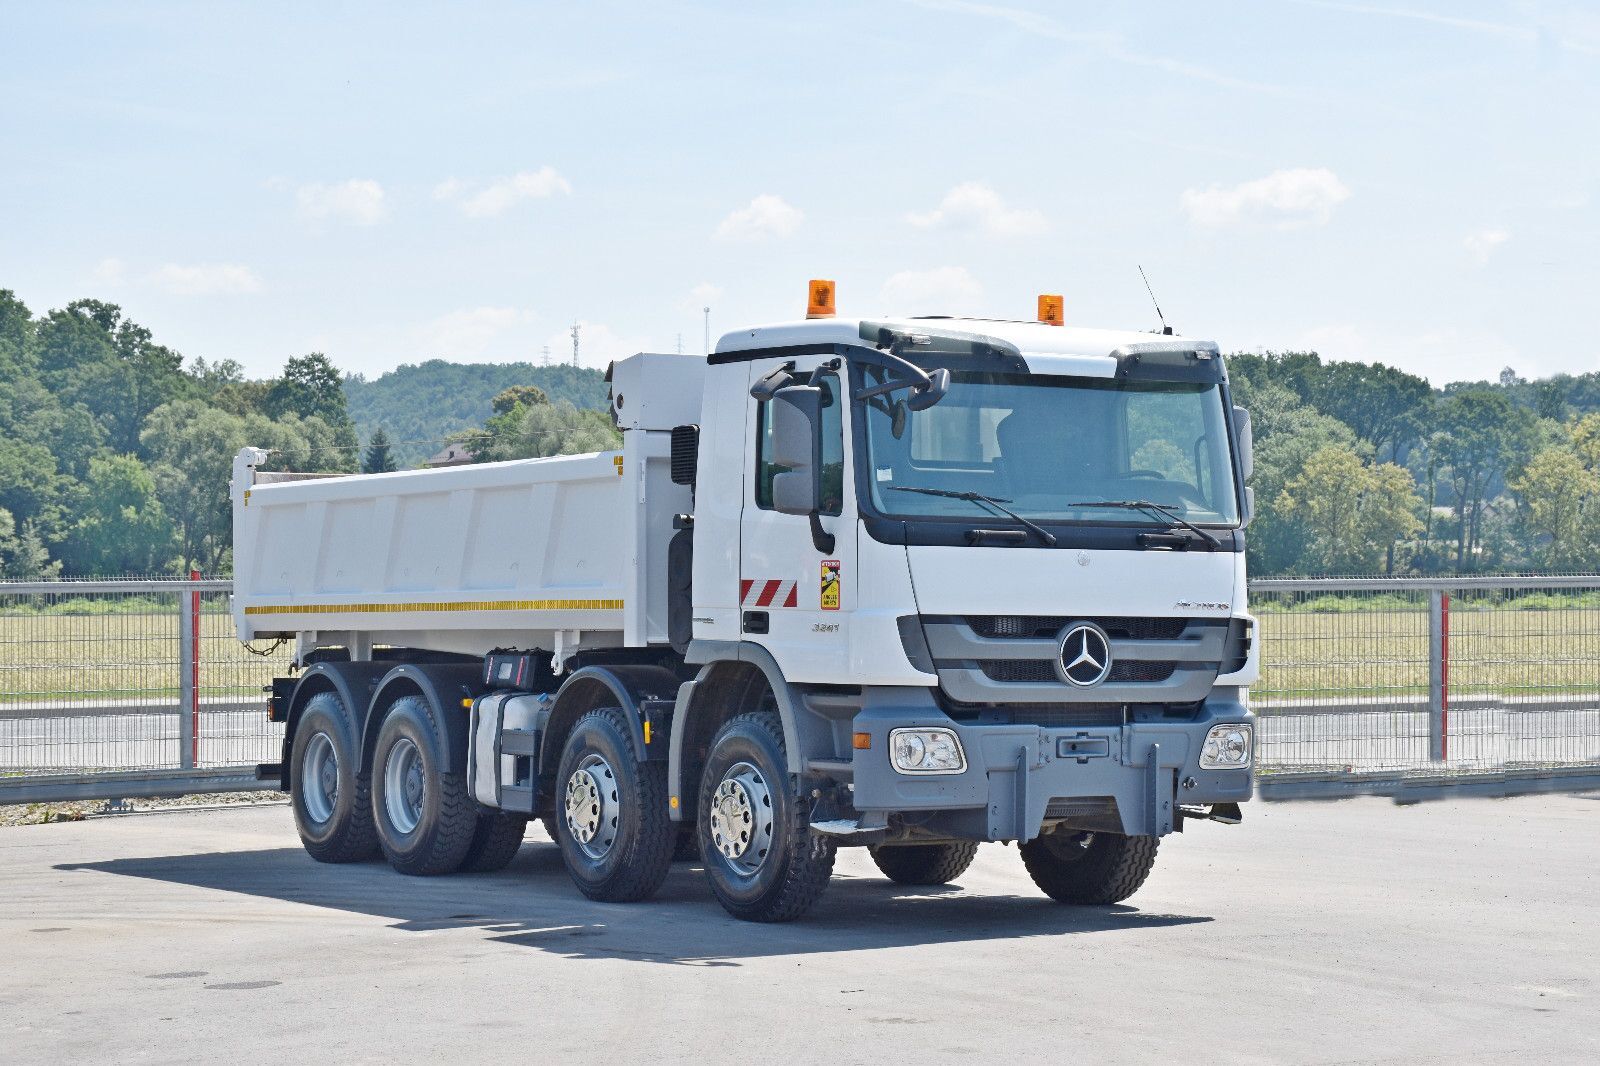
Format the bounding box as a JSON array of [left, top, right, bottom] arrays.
[[1200, 723, 1253, 769], [889, 728, 966, 775]]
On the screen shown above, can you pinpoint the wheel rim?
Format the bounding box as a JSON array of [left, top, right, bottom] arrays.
[[383, 737, 425, 836], [564, 753, 619, 861], [709, 761, 774, 877], [300, 731, 338, 826]]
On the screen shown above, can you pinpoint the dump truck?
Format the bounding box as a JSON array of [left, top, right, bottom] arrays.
[[233, 283, 1258, 922]]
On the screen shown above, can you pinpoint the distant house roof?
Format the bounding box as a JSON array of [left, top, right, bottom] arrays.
[[425, 442, 475, 468]]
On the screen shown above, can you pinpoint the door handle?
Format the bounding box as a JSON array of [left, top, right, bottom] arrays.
[[742, 611, 769, 634]]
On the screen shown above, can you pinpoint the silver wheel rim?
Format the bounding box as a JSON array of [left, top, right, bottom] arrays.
[[383, 737, 425, 836], [710, 761, 774, 877], [564, 753, 619, 861], [300, 731, 338, 825]]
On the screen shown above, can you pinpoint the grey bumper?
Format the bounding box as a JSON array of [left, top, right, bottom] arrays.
[[848, 692, 1253, 842]]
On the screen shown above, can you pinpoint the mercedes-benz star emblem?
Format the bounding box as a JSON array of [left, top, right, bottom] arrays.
[[1058, 623, 1113, 687]]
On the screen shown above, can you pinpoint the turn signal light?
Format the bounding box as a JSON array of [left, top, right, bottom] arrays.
[[853, 732, 872, 750], [807, 279, 837, 319], [1037, 293, 1064, 326]]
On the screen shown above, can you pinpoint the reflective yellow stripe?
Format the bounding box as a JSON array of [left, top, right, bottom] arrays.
[[244, 598, 623, 616]]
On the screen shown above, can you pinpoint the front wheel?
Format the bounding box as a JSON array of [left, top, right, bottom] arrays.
[[698, 711, 835, 922], [869, 841, 979, 886], [551, 707, 675, 902], [1019, 830, 1159, 904]]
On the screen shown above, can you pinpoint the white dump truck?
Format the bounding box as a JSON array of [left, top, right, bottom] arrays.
[[233, 284, 1258, 922]]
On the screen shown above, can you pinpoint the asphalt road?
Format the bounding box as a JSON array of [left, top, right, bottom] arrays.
[[2, 795, 1596, 1064]]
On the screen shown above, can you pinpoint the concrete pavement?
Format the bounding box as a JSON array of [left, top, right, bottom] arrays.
[[1, 794, 1596, 1064]]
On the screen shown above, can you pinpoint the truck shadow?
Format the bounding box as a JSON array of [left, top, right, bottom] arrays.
[[57, 841, 1212, 966]]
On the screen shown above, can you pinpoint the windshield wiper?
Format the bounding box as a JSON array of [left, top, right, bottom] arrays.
[[1069, 499, 1221, 550], [890, 486, 1058, 547]]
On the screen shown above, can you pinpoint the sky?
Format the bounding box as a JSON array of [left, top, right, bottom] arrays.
[[1, 1, 1597, 386]]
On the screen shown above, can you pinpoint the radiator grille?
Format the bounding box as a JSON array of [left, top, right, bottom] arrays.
[[979, 659, 1177, 684], [967, 615, 1190, 640]]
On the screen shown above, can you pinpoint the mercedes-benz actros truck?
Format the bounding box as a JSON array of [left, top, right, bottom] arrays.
[[234, 283, 1258, 922]]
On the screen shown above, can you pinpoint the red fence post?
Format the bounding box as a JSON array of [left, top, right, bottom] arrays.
[[190, 568, 202, 766], [1440, 592, 1450, 763]]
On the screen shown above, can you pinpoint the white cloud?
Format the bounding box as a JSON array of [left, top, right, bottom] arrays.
[[1181, 168, 1351, 229], [296, 179, 389, 225], [435, 167, 571, 218], [689, 282, 723, 306], [91, 258, 126, 285], [879, 266, 985, 315], [907, 182, 1046, 236], [1464, 227, 1510, 266], [418, 307, 531, 358], [714, 195, 803, 242], [1292, 322, 1522, 384], [150, 263, 262, 296]]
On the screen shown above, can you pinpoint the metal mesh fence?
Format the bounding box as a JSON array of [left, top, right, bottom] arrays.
[[1252, 577, 1600, 777], [3, 575, 1599, 799], [0, 580, 290, 778]]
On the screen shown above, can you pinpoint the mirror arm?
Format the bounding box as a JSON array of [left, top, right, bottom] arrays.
[[809, 514, 835, 555], [750, 361, 797, 401]]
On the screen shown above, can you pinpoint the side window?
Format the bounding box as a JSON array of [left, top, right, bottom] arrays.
[[755, 373, 843, 515]]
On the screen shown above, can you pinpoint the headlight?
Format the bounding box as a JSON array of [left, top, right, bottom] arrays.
[[889, 728, 966, 775], [1200, 723, 1253, 769]]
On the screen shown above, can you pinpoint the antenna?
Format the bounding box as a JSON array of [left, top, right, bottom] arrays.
[[703, 306, 711, 357], [541, 345, 550, 368], [1138, 265, 1173, 336], [676, 333, 683, 355], [570, 322, 581, 367]]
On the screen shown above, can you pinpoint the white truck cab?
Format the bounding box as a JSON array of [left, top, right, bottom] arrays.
[[235, 286, 1258, 922]]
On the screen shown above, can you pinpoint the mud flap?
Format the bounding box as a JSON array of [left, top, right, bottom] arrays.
[[1147, 743, 1175, 836]]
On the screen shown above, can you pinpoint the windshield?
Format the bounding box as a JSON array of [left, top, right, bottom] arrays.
[[860, 368, 1240, 526]]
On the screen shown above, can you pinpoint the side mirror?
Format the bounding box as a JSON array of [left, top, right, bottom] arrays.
[[1233, 406, 1253, 482], [1241, 486, 1255, 528], [770, 384, 822, 516]]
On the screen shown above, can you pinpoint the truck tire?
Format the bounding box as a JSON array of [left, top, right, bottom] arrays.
[[698, 710, 835, 922], [869, 841, 979, 886], [552, 706, 675, 903], [672, 824, 701, 863], [460, 812, 527, 873], [371, 695, 479, 876], [1019, 830, 1159, 904], [290, 691, 380, 863]]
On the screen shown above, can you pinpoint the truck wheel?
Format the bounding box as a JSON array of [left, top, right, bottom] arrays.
[[290, 691, 380, 863], [460, 812, 527, 873], [371, 695, 479, 876], [1019, 830, 1159, 904], [698, 711, 835, 922], [869, 841, 979, 886], [552, 707, 674, 902]]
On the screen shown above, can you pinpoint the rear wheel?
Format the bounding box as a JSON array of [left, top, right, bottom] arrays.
[[1019, 830, 1159, 904], [460, 812, 527, 873], [290, 692, 380, 863], [552, 707, 675, 902], [698, 711, 835, 922], [371, 695, 479, 875], [869, 841, 979, 886]]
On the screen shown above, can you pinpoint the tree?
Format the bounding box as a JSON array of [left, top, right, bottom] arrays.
[[61, 454, 178, 575], [268, 353, 348, 425], [1276, 446, 1423, 574], [491, 385, 548, 415], [1433, 389, 1537, 570], [1512, 448, 1598, 569], [462, 400, 619, 463], [34, 299, 185, 455], [362, 426, 398, 474], [0, 511, 60, 580], [1305, 360, 1433, 463]]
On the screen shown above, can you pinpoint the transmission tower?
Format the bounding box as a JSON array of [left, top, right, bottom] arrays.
[[570, 322, 581, 368], [541, 345, 550, 368]]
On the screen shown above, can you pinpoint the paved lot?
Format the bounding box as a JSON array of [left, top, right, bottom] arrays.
[[1, 795, 1596, 1065]]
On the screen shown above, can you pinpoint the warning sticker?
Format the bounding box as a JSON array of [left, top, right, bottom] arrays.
[[820, 559, 841, 611]]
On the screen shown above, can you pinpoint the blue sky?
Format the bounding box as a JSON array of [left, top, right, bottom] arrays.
[[2, 1, 1596, 385]]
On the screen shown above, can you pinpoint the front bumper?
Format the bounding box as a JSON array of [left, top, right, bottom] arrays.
[[849, 692, 1253, 842]]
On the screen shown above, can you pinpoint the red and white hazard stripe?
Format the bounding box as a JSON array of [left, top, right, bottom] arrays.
[[740, 579, 798, 608]]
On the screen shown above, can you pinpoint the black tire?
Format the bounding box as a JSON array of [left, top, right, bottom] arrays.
[[539, 813, 560, 843], [289, 691, 380, 863], [460, 812, 527, 873], [1019, 830, 1159, 904], [869, 841, 979, 885], [371, 695, 479, 876], [698, 710, 835, 922], [551, 707, 675, 903]]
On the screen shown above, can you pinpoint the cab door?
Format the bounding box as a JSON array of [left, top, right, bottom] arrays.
[[739, 357, 855, 682]]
